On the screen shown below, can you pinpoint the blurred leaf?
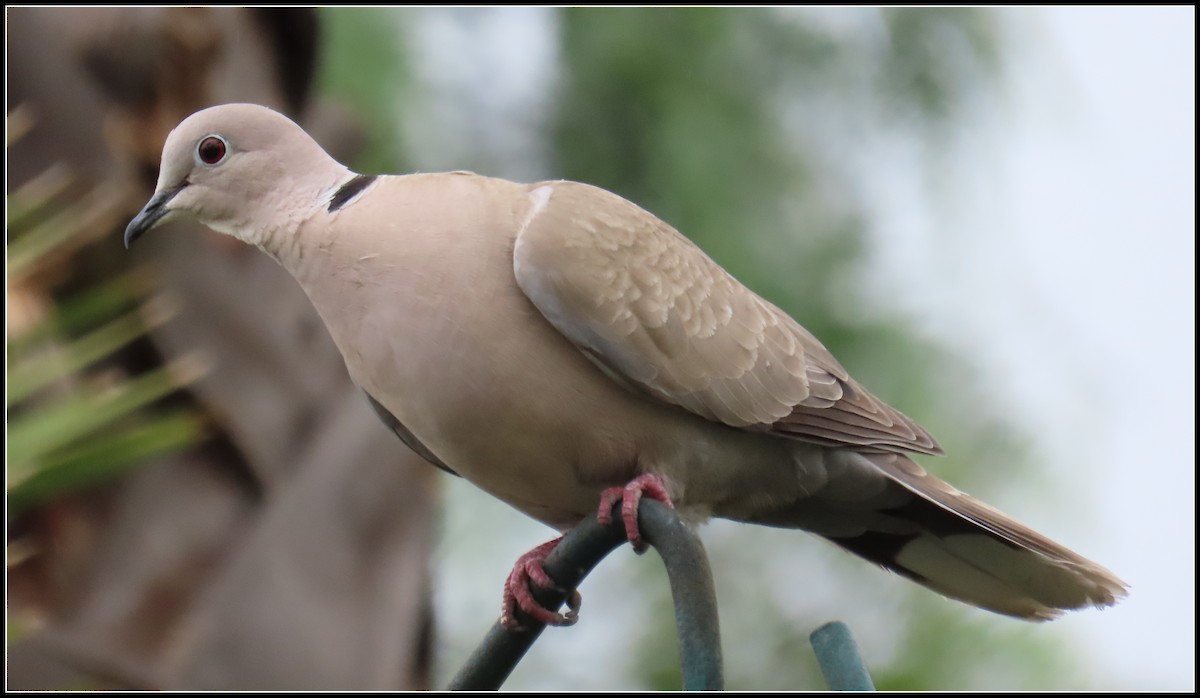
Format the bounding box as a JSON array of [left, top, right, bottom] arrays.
[[7, 183, 126, 278], [7, 272, 147, 354], [7, 359, 203, 487], [5, 163, 75, 232], [7, 303, 170, 405], [7, 411, 206, 518]]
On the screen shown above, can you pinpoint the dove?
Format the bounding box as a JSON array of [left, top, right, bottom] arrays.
[[125, 103, 1126, 629]]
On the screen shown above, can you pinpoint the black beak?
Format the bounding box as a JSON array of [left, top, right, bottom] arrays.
[[124, 185, 183, 248]]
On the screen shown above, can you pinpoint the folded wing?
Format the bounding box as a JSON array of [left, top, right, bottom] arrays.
[[514, 181, 941, 455]]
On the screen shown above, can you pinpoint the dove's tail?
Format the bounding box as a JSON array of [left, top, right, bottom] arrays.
[[751, 450, 1128, 620]]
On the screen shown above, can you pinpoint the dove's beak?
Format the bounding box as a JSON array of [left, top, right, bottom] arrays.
[[124, 184, 184, 248]]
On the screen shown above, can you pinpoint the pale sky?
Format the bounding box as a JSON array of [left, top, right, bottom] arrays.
[[952, 7, 1195, 690], [849, 6, 1193, 689]]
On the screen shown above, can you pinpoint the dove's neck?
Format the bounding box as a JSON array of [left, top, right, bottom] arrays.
[[254, 164, 356, 269]]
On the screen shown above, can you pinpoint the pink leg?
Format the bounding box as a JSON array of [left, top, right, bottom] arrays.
[[501, 538, 582, 631], [597, 473, 675, 553]]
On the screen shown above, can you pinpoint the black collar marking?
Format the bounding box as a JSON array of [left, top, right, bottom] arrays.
[[328, 174, 378, 212]]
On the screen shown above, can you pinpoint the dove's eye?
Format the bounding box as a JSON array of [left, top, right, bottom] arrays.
[[196, 135, 228, 166]]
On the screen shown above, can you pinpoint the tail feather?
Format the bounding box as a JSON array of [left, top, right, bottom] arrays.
[[757, 450, 1128, 620]]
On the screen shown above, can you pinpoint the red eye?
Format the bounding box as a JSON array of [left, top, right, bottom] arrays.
[[197, 136, 227, 165]]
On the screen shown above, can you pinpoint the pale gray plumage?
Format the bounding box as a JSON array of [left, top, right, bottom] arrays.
[[126, 103, 1127, 622]]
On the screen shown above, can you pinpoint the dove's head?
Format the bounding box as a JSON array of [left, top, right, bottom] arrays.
[[125, 103, 350, 250]]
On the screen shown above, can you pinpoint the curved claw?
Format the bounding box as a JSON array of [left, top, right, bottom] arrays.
[[500, 538, 583, 631], [597, 473, 675, 553]]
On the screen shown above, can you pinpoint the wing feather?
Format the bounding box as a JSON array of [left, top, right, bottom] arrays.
[[514, 181, 942, 455]]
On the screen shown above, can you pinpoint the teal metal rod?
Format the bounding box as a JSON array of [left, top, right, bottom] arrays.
[[638, 500, 724, 691], [447, 499, 723, 690], [810, 621, 875, 691]]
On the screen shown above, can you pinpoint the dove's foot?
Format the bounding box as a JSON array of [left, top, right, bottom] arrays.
[[597, 473, 675, 553], [499, 474, 671, 631], [500, 537, 583, 631]]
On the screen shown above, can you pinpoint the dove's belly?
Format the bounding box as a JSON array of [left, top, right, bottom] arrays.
[[342, 278, 689, 528], [343, 287, 815, 530]]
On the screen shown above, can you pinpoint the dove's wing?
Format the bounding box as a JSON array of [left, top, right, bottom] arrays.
[[514, 180, 941, 455]]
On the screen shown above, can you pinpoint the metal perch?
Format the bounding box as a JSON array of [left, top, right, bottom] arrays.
[[447, 498, 723, 690]]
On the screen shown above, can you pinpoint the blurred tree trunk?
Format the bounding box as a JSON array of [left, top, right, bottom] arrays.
[[7, 7, 438, 690]]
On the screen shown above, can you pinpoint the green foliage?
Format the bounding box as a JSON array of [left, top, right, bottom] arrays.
[[878, 8, 1005, 127], [316, 7, 411, 174], [555, 9, 805, 270], [6, 167, 205, 521]]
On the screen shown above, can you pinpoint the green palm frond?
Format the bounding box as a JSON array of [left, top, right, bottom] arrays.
[[6, 133, 207, 522]]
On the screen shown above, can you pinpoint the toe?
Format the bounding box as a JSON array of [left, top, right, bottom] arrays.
[[500, 537, 581, 630]]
